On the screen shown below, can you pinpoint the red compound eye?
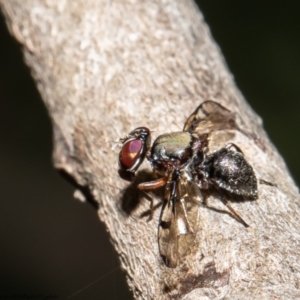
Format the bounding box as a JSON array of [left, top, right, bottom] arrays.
[[118, 127, 151, 173], [119, 139, 143, 170]]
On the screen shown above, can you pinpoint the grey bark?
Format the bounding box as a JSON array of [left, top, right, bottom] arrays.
[[1, 0, 300, 299]]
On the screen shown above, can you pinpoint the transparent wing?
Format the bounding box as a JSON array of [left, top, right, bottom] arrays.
[[158, 172, 202, 268], [183, 100, 236, 134], [158, 195, 178, 268]]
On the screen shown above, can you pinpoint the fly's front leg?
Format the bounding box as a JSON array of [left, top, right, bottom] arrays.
[[138, 177, 167, 221], [138, 177, 167, 190]]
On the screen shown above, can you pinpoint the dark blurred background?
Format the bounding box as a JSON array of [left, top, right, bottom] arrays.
[[0, 2, 299, 299]]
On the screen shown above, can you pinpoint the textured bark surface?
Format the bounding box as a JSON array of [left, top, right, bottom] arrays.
[[1, 0, 300, 299]]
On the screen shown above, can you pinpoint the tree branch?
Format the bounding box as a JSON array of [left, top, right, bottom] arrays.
[[1, 0, 300, 299]]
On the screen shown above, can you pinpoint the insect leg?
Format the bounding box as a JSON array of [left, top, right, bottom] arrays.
[[138, 177, 167, 221], [259, 178, 277, 187], [218, 196, 249, 227], [225, 142, 244, 154], [137, 177, 167, 190]]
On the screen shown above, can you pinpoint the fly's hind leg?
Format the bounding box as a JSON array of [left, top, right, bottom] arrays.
[[259, 178, 277, 187], [218, 196, 249, 227], [225, 142, 244, 154]]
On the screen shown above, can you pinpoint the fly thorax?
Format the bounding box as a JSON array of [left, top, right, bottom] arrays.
[[147, 132, 193, 175], [150, 132, 193, 164]]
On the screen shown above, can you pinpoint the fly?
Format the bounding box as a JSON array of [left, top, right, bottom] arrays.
[[118, 101, 265, 268]]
